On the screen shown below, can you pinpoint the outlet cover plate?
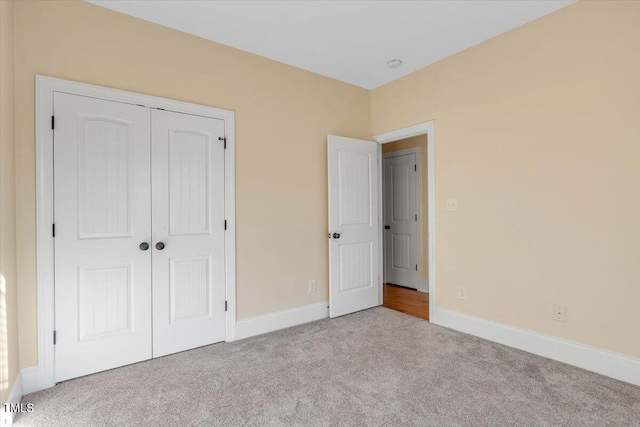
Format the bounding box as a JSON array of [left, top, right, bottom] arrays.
[[553, 304, 566, 322], [446, 199, 458, 211]]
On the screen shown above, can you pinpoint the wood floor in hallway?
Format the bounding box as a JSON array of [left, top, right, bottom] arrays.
[[382, 283, 429, 320]]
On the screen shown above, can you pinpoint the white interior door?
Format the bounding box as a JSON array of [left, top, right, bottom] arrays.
[[383, 152, 419, 288], [328, 135, 380, 318], [151, 109, 227, 357], [54, 93, 152, 382]]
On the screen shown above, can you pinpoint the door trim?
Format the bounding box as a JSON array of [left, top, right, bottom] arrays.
[[382, 147, 423, 291], [35, 75, 237, 391], [373, 121, 435, 316]]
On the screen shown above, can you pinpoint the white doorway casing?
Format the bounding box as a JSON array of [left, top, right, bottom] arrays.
[[373, 122, 436, 315], [35, 76, 236, 392]]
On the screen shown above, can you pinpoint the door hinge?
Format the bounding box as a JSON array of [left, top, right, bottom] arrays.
[[218, 136, 227, 149], [51, 116, 55, 130], [415, 214, 418, 221], [416, 265, 418, 271], [224, 220, 227, 230], [53, 330, 57, 345], [225, 301, 228, 311], [52, 223, 55, 237], [414, 164, 417, 172]]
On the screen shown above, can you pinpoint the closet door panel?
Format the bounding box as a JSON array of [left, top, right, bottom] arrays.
[[54, 93, 152, 382], [151, 109, 226, 357]]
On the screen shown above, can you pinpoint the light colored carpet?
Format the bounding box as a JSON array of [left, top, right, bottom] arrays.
[[17, 307, 640, 426]]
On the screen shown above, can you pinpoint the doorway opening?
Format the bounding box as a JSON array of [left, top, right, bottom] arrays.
[[381, 136, 429, 320], [327, 121, 435, 323]]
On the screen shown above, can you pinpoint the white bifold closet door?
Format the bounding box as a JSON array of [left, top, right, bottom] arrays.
[[151, 109, 226, 357], [328, 135, 380, 318], [54, 93, 153, 382], [54, 93, 226, 382]]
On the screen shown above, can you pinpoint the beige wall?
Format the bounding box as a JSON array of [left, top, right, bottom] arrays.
[[8, 0, 640, 371], [13, 0, 371, 368], [372, 1, 640, 357], [0, 0, 20, 402], [382, 135, 429, 281]]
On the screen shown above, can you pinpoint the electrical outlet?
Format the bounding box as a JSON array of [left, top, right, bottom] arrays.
[[308, 280, 317, 293], [553, 304, 566, 322], [458, 286, 467, 300], [446, 198, 458, 212]]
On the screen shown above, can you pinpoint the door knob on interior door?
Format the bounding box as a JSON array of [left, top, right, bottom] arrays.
[[139, 242, 149, 251], [332, 233, 340, 239], [384, 225, 390, 229], [155, 242, 165, 250]]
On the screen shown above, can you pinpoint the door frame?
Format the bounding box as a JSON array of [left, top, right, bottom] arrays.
[[373, 121, 435, 315], [382, 147, 424, 292], [35, 75, 237, 391]]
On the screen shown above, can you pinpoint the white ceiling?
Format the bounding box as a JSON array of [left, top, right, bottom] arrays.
[[88, 0, 575, 89]]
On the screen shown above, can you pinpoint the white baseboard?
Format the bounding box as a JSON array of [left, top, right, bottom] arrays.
[[235, 302, 329, 340], [430, 307, 640, 386], [418, 279, 429, 293], [20, 366, 40, 396], [1, 371, 22, 427]]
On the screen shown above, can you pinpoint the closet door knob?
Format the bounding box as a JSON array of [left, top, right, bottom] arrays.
[[155, 242, 165, 250], [139, 242, 149, 251], [332, 233, 341, 239]]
